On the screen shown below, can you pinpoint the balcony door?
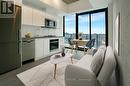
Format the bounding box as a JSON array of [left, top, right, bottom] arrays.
[[78, 14, 90, 40], [64, 8, 108, 49], [91, 12, 106, 48], [77, 9, 108, 48]]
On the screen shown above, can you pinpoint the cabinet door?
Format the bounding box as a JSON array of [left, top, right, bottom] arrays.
[[33, 9, 45, 26], [45, 12, 56, 20], [22, 5, 33, 25], [56, 16, 63, 29], [59, 38, 64, 51], [35, 39, 44, 60], [43, 39, 49, 56]]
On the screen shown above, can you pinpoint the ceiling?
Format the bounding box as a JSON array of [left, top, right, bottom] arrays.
[[62, 0, 79, 4], [22, 0, 111, 16]]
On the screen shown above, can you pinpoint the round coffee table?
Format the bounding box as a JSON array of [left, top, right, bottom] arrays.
[[50, 53, 74, 79]]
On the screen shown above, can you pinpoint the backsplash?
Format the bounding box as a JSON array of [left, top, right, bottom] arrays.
[[21, 25, 63, 38]]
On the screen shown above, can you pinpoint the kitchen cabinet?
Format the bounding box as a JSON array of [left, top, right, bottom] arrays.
[[35, 37, 64, 61], [22, 5, 45, 26], [43, 39, 49, 57], [59, 38, 64, 48], [35, 39, 44, 60], [45, 12, 56, 21], [56, 16, 63, 29], [22, 5, 33, 25], [33, 8, 45, 26]]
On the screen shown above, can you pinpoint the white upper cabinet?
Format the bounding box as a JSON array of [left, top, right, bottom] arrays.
[[22, 5, 33, 25], [56, 16, 63, 29], [22, 5, 45, 26], [45, 12, 56, 21], [22, 5, 62, 28], [33, 8, 45, 26]]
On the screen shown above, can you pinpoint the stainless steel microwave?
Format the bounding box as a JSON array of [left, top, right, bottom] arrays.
[[45, 18, 57, 28]]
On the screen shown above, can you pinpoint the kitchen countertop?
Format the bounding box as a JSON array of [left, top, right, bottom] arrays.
[[22, 36, 64, 39]]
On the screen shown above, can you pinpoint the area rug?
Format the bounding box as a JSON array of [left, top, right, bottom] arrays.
[[17, 59, 78, 86]]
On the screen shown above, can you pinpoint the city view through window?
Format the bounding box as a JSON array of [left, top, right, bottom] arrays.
[[64, 11, 106, 49]]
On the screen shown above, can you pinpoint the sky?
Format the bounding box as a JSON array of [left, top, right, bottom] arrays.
[[65, 12, 106, 34]]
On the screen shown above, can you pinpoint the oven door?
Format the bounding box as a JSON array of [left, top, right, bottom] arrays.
[[50, 39, 59, 51]]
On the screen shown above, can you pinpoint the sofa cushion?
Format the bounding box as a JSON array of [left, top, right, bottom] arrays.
[[90, 48, 105, 76], [75, 54, 93, 71], [97, 46, 116, 85]]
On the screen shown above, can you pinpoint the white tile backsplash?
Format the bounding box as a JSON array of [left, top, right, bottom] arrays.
[[21, 25, 37, 37], [21, 25, 63, 37]]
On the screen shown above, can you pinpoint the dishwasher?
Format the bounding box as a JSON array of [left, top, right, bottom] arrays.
[[22, 38, 35, 63]]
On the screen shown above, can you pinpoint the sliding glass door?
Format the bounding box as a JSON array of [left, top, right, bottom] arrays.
[[78, 14, 90, 40], [64, 8, 108, 49], [91, 12, 106, 48], [77, 9, 107, 48], [64, 14, 76, 44]]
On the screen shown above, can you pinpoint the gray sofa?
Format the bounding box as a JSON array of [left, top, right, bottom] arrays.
[[65, 46, 116, 86]]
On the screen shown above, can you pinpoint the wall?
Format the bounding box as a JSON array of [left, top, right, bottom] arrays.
[[108, 2, 113, 47], [22, 26, 63, 37], [112, 0, 130, 86], [15, 0, 22, 6], [21, 25, 63, 38]]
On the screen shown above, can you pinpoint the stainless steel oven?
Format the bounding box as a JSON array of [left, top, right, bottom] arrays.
[[50, 39, 59, 51]]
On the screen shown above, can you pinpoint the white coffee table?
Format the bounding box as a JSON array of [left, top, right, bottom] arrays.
[[50, 53, 74, 79]]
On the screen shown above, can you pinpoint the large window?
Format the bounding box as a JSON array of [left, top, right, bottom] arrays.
[[78, 14, 90, 40], [64, 14, 76, 44], [64, 8, 108, 48], [91, 12, 106, 48]]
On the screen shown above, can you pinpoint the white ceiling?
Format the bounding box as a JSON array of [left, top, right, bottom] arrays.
[[22, 0, 111, 16], [62, 0, 79, 4], [89, 0, 111, 9]]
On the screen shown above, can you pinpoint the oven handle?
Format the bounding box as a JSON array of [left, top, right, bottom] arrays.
[[50, 41, 58, 43]]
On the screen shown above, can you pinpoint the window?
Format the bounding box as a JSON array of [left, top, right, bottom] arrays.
[[78, 14, 90, 40], [63, 8, 108, 49], [64, 14, 76, 44], [91, 12, 106, 48]]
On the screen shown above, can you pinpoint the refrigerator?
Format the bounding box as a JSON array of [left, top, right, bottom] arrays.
[[0, 5, 22, 74]]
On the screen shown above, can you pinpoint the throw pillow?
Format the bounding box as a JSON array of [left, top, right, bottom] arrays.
[[90, 49, 105, 76]]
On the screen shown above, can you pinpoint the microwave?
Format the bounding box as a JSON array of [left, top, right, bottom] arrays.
[[45, 18, 57, 28]]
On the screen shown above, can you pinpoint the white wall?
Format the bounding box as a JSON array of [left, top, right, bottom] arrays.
[[21, 25, 37, 37], [15, 0, 22, 6], [108, 2, 113, 47], [21, 25, 63, 38], [112, 0, 130, 86]]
